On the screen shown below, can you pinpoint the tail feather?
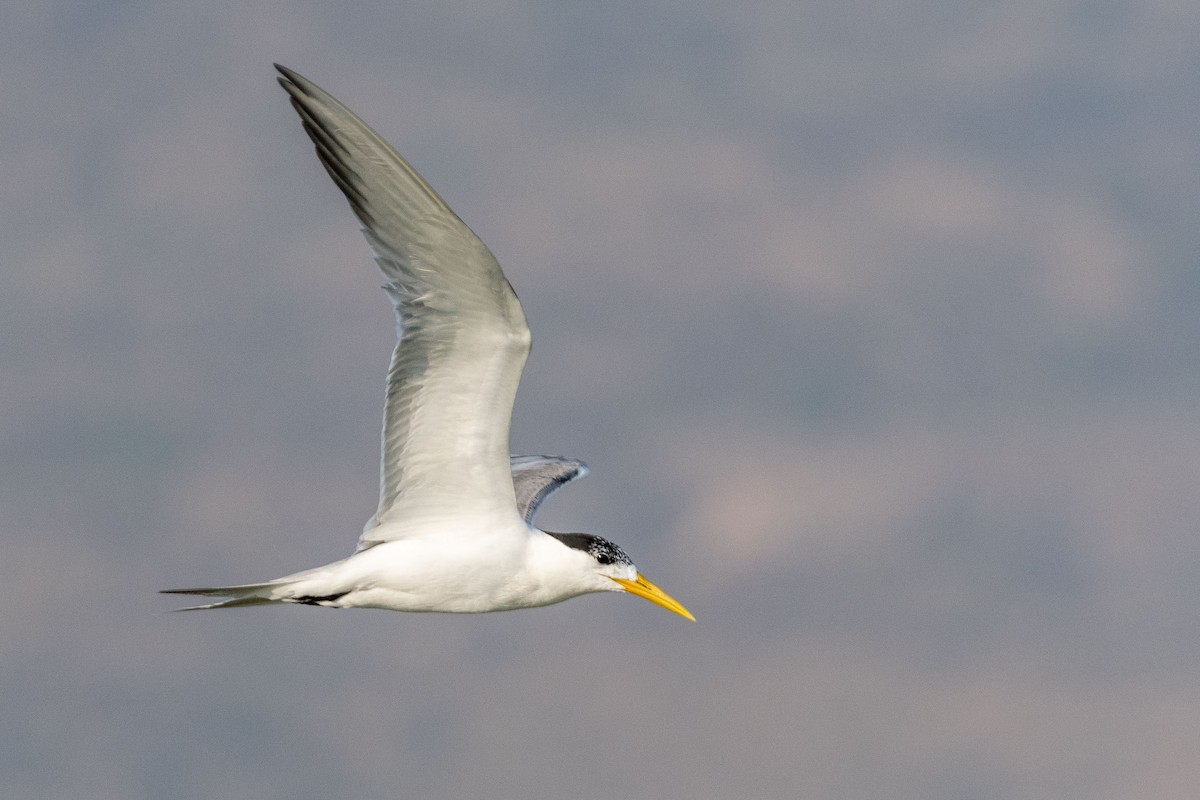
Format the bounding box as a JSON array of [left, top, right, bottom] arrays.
[[160, 581, 284, 611]]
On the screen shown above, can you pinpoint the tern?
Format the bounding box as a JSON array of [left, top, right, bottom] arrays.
[[163, 65, 693, 621]]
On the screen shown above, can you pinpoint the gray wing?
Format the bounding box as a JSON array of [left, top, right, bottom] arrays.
[[510, 455, 590, 524], [277, 66, 531, 548]]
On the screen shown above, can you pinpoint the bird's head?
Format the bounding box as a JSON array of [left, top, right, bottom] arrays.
[[547, 532, 694, 621]]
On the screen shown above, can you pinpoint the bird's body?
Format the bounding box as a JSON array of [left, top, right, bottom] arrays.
[[163, 65, 692, 621], [193, 512, 623, 614]]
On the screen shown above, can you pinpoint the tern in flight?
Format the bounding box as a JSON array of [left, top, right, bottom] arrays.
[[163, 65, 693, 621]]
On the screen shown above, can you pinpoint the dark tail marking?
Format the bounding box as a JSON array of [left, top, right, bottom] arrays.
[[290, 592, 349, 607]]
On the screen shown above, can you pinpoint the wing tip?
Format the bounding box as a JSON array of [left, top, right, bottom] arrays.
[[274, 62, 301, 86]]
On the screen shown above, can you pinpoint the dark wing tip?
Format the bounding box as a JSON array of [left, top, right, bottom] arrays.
[[275, 64, 318, 105], [510, 455, 591, 523]]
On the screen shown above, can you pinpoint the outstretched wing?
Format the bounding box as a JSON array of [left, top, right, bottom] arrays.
[[277, 65, 531, 548], [510, 455, 590, 524]]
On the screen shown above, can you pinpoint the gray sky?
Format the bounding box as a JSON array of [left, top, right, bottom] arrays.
[[5, 1, 1200, 798]]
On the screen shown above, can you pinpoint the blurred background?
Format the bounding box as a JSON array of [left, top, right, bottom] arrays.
[[4, 1, 1199, 798]]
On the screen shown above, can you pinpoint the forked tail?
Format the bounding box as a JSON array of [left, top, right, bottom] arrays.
[[161, 575, 352, 610], [160, 581, 288, 611]]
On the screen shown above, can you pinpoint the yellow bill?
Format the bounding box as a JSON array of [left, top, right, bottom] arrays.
[[611, 573, 695, 621]]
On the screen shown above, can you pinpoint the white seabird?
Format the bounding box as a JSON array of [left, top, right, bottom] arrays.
[[162, 65, 693, 621]]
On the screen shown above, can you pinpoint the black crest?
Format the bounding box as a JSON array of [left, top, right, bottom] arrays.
[[548, 533, 632, 566]]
